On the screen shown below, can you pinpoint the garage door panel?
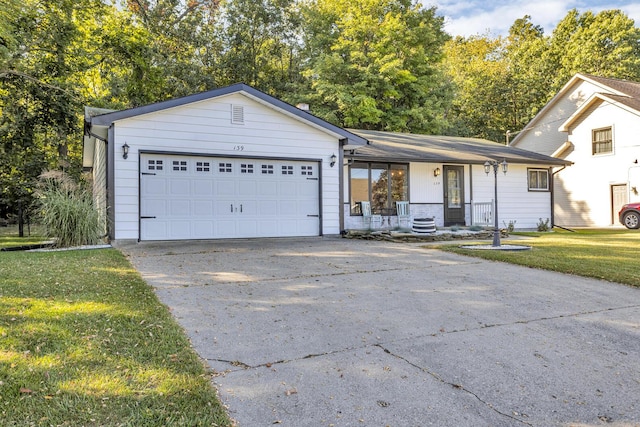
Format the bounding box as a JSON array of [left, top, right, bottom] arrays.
[[140, 154, 320, 240], [215, 220, 237, 237], [193, 200, 213, 216], [257, 220, 279, 236], [169, 221, 190, 239], [170, 179, 190, 194], [193, 180, 214, 196], [216, 180, 236, 195], [141, 220, 168, 240], [169, 200, 190, 216], [192, 221, 214, 237], [238, 180, 257, 196], [257, 200, 278, 216], [258, 181, 278, 196], [142, 199, 167, 216]]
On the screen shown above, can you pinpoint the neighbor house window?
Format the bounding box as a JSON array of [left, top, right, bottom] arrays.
[[592, 127, 612, 155], [350, 163, 408, 215], [528, 168, 549, 191]]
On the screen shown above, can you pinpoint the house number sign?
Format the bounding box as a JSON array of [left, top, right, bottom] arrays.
[[233, 145, 245, 151]]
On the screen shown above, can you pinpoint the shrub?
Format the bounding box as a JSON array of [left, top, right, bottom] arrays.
[[503, 220, 516, 233], [37, 171, 103, 248], [469, 225, 483, 231], [537, 218, 550, 232]]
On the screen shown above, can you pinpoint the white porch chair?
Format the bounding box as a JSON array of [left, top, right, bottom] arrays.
[[360, 201, 381, 229], [396, 201, 410, 228]]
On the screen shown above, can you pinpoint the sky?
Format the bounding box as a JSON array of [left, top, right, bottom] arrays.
[[430, 0, 640, 37]]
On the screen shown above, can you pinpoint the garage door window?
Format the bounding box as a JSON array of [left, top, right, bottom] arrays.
[[147, 160, 163, 171], [219, 163, 232, 173], [172, 160, 187, 171], [282, 165, 294, 175], [196, 161, 210, 172], [301, 165, 314, 176], [262, 164, 274, 174], [241, 163, 254, 174]]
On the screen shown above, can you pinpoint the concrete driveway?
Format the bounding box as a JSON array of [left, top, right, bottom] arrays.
[[120, 237, 640, 427]]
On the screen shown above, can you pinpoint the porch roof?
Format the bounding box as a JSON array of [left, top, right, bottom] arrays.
[[347, 130, 571, 166]]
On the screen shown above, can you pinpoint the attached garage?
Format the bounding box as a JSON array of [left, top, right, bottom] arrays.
[[83, 84, 367, 243], [139, 154, 321, 240]]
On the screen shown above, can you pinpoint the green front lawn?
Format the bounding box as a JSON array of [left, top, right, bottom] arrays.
[[0, 225, 49, 249], [0, 248, 231, 426], [437, 228, 640, 287]]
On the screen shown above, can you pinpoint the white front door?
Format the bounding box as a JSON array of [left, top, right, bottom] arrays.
[[140, 154, 320, 240]]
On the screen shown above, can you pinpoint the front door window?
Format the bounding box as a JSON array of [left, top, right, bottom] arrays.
[[447, 169, 462, 208]]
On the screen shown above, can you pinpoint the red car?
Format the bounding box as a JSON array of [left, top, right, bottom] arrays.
[[619, 202, 640, 229]]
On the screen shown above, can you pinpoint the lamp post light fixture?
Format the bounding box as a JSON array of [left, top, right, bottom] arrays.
[[122, 142, 130, 160], [484, 159, 508, 247]]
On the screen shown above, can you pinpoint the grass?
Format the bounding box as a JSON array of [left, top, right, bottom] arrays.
[[0, 246, 232, 426], [437, 228, 640, 287], [0, 225, 50, 249]]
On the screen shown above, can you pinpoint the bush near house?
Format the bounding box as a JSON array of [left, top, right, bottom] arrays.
[[36, 171, 103, 248]]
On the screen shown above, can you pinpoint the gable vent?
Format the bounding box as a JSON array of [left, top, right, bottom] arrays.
[[231, 104, 245, 124]]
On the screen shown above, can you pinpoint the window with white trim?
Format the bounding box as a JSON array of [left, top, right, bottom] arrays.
[[528, 168, 549, 191], [261, 164, 274, 174], [301, 165, 314, 176], [592, 127, 612, 155], [219, 162, 232, 173], [241, 163, 254, 174]]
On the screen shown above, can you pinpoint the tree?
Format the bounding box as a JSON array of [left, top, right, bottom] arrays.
[[549, 9, 640, 86], [441, 9, 640, 142], [297, 0, 451, 133], [215, 0, 302, 96], [442, 34, 508, 141]]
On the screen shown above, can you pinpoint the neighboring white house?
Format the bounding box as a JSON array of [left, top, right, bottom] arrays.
[[511, 73, 640, 227], [83, 84, 569, 242]]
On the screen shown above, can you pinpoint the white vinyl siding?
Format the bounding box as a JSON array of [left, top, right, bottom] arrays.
[[472, 164, 552, 229], [110, 93, 340, 240]]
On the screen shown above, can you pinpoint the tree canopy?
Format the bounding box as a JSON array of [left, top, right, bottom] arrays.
[[443, 9, 640, 142]]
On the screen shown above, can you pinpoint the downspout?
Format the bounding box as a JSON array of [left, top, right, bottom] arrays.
[[551, 165, 567, 229], [338, 138, 347, 235], [469, 164, 474, 225]]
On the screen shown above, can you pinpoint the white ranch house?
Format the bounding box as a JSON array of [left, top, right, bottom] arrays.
[[83, 84, 569, 243], [511, 73, 640, 227]]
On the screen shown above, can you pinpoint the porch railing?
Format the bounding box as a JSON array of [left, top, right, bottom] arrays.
[[472, 200, 494, 226]]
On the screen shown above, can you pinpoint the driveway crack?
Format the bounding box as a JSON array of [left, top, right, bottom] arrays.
[[374, 344, 533, 426]]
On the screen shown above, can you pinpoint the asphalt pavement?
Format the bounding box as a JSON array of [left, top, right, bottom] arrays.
[[119, 237, 640, 427]]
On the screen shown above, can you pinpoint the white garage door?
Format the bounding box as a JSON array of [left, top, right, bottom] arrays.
[[140, 154, 320, 240]]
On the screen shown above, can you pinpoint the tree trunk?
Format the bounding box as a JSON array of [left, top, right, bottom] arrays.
[[18, 200, 24, 237]]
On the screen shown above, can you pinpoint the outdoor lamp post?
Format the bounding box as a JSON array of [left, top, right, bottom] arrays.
[[484, 159, 508, 247]]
